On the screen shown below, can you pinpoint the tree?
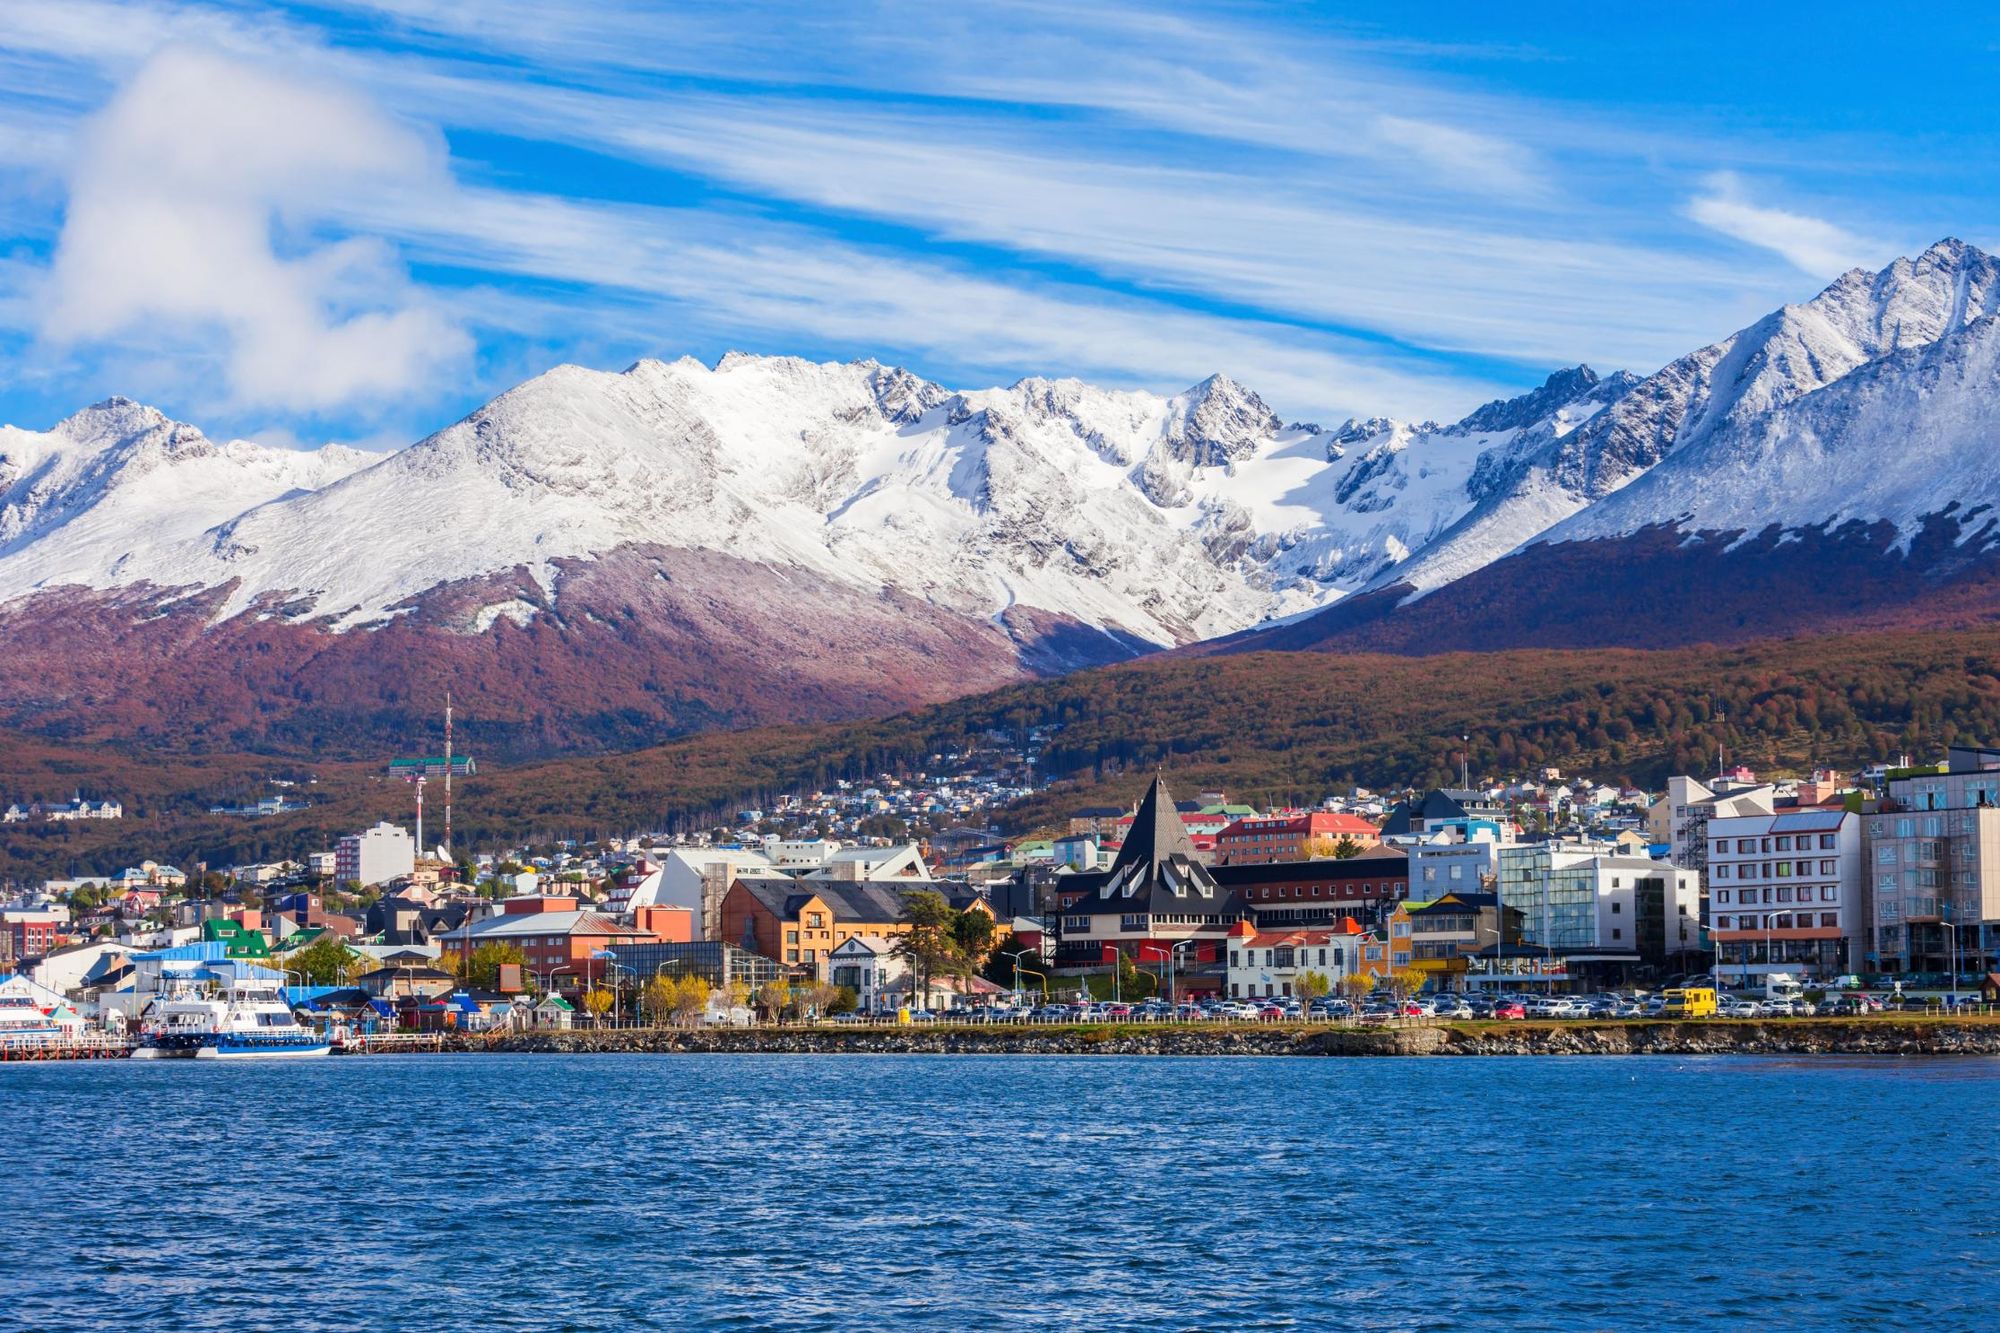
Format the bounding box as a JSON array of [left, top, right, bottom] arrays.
[[723, 978, 752, 1014], [582, 986, 614, 1025], [1339, 973, 1375, 1002], [950, 909, 998, 990], [1330, 835, 1364, 860], [829, 984, 859, 1015], [669, 976, 713, 1027], [460, 941, 526, 993], [1293, 970, 1332, 1008], [796, 976, 836, 1016], [1386, 968, 1428, 1001], [894, 890, 959, 1007], [756, 980, 791, 1024], [279, 934, 358, 986], [643, 975, 677, 1025]]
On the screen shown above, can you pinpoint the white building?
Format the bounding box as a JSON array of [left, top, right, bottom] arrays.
[[1498, 842, 1701, 972], [620, 847, 776, 938], [1707, 808, 1862, 983], [1224, 922, 1369, 1000], [334, 822, 416, 887], [1409, 825, 1505, 898], [828, 935, 905, 1013], [1649, 777, 1775, 881], [306, 851, 338, 877]]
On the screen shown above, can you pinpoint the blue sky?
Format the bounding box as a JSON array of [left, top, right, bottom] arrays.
[[0, 0, 1990, 449]]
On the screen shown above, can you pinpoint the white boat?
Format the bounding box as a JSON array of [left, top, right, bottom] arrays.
[[192, 976, 330, 1059], [0, 994, 65, 1049], [133, 971, 230, 1059]]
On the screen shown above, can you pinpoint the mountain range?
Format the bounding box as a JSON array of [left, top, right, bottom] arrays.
[[4, 239, 1999, 756]]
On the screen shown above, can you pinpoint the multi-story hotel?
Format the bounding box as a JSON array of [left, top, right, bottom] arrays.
[[1705, 809, 1861, 983], [1867, 745, 2000, 975]]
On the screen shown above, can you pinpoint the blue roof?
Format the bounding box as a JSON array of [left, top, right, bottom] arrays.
[[134, 941, 232, 963]]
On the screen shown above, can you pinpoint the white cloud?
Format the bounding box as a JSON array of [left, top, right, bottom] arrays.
[[1686, 173, 1883, 276], [39, 44, 470, 414]]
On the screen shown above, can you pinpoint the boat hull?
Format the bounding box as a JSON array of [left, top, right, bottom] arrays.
[[194, 1041, 332, 1059]]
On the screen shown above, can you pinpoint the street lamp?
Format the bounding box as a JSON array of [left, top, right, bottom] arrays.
[[1171, 940, 1200, 1013], [1002, 948, 1032, 1008]]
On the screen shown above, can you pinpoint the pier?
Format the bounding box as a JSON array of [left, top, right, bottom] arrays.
[[0, 1033, 135, 1061]]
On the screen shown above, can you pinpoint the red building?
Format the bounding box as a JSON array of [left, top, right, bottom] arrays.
[[1215, 811, 1381, 864]]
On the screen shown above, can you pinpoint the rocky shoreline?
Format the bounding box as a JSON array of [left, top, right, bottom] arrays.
[[466, 1020, 2000, 1058]]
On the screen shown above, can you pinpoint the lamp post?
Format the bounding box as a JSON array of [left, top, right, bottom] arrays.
[[1171, 940, 1196, 1012], [1002, 948, 1032, 1009]]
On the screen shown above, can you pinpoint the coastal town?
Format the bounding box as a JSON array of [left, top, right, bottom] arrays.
[[5, 741, 1999, 1057]]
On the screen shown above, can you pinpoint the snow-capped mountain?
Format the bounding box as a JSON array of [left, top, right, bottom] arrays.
[[0, 398, 374, 570], [0, 353, 1621, 650], [1372, 237, 2000, 599], [7, 237, 2000, 752], [1229, 238, 2000, 655]]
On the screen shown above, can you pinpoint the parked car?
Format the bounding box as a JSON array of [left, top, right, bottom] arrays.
[[1431, 999, 1473, 1019], [1493, 1001, 1527, 1020]]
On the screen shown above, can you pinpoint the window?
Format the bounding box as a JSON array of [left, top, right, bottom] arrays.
[[1777, 887, 1792, 902], [1717, 890, 1731, 904], [1715, 865, 1730, 880], [1230, 951, 1240, 968], [1611, 928, 1621, 941], [806, 912, 824, 929], [1776, 836, 1792, 851], [1820, 913, 1839, 928], [1611, 902, 1622, 914], [1821, 887, 1837, 902], [785, 930, 799, 945], [1820, 834, 1837, 850]]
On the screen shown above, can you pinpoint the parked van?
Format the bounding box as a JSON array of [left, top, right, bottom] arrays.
[[1661, 986, 1718, 1019]]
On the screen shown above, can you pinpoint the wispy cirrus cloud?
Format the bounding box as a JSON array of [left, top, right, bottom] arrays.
[[1686, 172, 1882, 276], [0, 0, 1941, 443]]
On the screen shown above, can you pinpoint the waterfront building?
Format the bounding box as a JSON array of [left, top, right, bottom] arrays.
[[1049, 777, 1245, 970], [1649, 776, 1775, 883], [1868, 745, 2000, 974], [440, 899, 660, 991], [596, 940, 787, 994], [1403, 893, 1522, 986], [1497, 842, 1701, 985], [1219, 848, 1411, 930], [718, 876, 987, 979], [1224, 919, 1370, 998], [1706, 809, 1861, 982]]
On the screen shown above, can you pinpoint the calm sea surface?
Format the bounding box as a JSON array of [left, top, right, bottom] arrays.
[[4, 1053, 1997, 1331]]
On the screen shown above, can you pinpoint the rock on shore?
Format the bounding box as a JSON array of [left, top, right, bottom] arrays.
[[469, 1021, 2000, 1058]]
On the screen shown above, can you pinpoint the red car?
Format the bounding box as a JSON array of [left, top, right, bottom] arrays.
[[1493, 1001, 1527, 1020]]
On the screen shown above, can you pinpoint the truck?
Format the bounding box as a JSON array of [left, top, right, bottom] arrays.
[[1661, 986, 1717, 1019], [1763, 973, 1807, 1003]]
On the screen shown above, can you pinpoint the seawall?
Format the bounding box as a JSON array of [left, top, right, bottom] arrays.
[[471, 1019, 2000, 1058]]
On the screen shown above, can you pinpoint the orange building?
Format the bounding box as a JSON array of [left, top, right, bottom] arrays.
[[1215, 811, 1381, 864], [720, 876, 993, 977]]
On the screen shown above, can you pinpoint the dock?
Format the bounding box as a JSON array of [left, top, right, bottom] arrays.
[[0, 1033, 135, 1061]]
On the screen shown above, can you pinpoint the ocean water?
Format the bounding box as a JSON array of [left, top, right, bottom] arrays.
[[4, 1053, 1997, 1331]]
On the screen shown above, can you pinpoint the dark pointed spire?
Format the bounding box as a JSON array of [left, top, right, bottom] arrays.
[[1111, 775, 1201, 878]]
